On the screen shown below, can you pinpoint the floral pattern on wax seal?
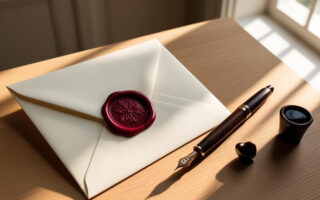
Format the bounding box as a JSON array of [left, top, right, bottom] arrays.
[[112, 99, 145, 123], [102, 90, 156, 137]]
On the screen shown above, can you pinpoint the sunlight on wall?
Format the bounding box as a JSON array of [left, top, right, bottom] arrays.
[[260, 32, 290, 55], [308, 0, 320, 38], [238, 15, 320, 92], [277, 0, 310, 25], [282, 49, 320, 86], [242, 18, 272, 39], [282, 49, 317, 76]]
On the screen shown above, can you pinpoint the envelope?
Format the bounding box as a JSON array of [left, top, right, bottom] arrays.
[[7, 40, 230, 198]]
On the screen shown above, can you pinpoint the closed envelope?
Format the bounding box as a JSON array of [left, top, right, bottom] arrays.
[[7, 40, 230, 198]]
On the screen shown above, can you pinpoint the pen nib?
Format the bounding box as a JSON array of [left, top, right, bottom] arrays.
[[175, 151, 199, 170]]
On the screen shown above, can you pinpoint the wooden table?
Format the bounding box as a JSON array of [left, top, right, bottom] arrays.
[[1, 18, 319, 200]]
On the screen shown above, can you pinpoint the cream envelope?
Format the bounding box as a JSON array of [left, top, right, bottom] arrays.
[[7, 40, 230, 198]]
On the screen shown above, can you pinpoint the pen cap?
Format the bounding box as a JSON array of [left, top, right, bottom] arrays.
[[278, 105, 313, 145], [243, 85, 273, 114]]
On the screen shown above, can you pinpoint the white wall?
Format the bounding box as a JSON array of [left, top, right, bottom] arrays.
[[234, 0, 268, 18]]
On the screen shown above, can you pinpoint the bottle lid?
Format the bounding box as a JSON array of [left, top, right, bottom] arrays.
[[102, 90, 156, 137], [279, 105, 313, 144]]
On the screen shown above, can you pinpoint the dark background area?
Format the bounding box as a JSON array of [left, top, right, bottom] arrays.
[[0, 0, 222, 70]]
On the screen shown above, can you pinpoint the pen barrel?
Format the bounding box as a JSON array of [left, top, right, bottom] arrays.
[[196, 86, 273, 155], [197, 109, 247, 154]]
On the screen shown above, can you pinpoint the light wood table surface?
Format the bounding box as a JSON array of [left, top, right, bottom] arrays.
[[1, 19, 319, 200]]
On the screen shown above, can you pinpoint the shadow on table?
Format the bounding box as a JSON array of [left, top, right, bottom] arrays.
[[145, 139, 226, 199], [1, 110, 86, 200], [204, 129, 318, 200], [146, 135, 298, 200], [203, 75, 320, 199]]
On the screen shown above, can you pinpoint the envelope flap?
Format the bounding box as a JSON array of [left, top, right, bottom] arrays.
[[8, 40, 162, 119], [152, 45, 226, 108]]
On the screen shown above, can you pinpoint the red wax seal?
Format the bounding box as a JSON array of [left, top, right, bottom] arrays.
[[102, 90, 156, 137]]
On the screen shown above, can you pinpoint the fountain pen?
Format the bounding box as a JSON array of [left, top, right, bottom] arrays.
[[175, 85, 274, 170]]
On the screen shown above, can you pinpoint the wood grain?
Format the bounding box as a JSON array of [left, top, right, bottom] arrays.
[[1, 18, 319, 200]]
